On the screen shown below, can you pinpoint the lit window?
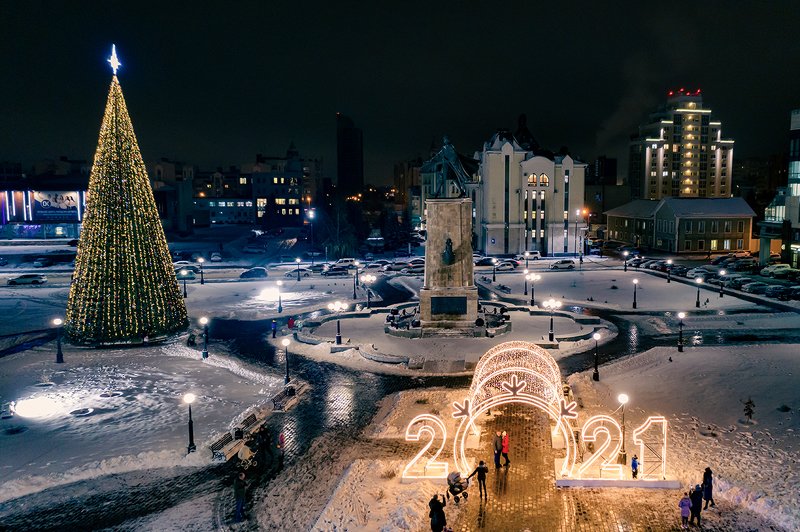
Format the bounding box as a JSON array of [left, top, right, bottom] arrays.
[[209, 201, 215, 207], [246, 201, 253, 207], [527, 174, 536, 185], [239, 177, 247, 185], [539, 174, 549, 186], [273, 177, 278, 184], [710, 239, 718, 251], [275, 198, 286, 205], [723, 239, 731, 250], [281, 208, 286, 215], [281, 178, 285, 184]]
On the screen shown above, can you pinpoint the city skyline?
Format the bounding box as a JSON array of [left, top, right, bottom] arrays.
[[2, 1, 799, 184]]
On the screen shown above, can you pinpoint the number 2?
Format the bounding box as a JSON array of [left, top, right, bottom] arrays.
[[402, 414, 449, 479]]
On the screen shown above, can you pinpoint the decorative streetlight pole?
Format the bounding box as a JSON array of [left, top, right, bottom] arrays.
[[718, 269, 726, 298], [282, 338, 291, 385], [529, 273, 540, 306], [363, 274, 376, 308], [492, 258, 497, 282], [666, 259, 672, 283], [199, 316, 209, 359], [180, 269, 189, 298], [524, 251, 530, 270], [618, 393, 629, 464], [695, 277, 703, 308], [198, 257, 205, 285], [308, 209, 316, 265], [295, 258, 302, 282], [53, 318, 64, 363], [677, 312, 686, 352], [352, 261, 361, 299], [592, 332, 601, 381], [328, 301, 348, 345], [523, 269, 529, 296], [183, 393, 197, 454], [277, 280, 283, 313], [623, 251, 629, 272], [543, 298, 562, 342], [632, 278, 639, 309]]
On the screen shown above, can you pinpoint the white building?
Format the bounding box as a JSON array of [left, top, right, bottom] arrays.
[[474, 131, 587, 256]]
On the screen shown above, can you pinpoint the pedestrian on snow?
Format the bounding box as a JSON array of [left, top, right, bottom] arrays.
[[428, 493, 447, 532], [492, 431, 503, 469], [233, 471, 247, 522], [678, 492, 692, 529], [703, 467, 716, 508], [631, 454, 639, 479], [689, 484, 703, 526], [467, 460, 489, 498], [257, 425, 274, 458], [501, 431, 510, 466], [287, 316, 295, 330]]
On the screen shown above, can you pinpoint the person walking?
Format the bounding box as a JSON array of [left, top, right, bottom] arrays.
[[678, 492, 692, 529], [287, 316, 295, 330], [428, 493, 447, 532], [467, 460, 489, 499], [689, 484, 703, 526], [501, 431, 510, 466], [631, 454, 639, 479], [703, 467, 716, 508], [233, 471, 247, 522], [492, 431, 502, 469]]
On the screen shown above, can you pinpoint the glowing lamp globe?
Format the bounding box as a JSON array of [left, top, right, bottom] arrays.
[[183, 393, 196, 404], [281, 338, 291, 347], [618, 393, 629, 405]]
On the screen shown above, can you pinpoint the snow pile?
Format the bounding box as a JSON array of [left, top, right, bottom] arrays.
[[568, 344, 800, 530]]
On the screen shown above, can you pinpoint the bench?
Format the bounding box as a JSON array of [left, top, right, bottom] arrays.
[[240, 413, 258, 431], [210, 432, 237, 462], [272, 385, 296, 411]]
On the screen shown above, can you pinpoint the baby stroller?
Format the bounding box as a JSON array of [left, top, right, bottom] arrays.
[[446, 471, 469, 503]]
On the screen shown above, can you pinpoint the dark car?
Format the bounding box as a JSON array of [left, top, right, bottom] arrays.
[[321, 266, 350, 277], [67, 239, 80, 247], [239, 267, 268, 279], [307, 263, 330, 273], [474, 257, 497, 266]]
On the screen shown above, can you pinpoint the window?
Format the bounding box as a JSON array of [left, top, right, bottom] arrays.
[[710, 221, 718, 233], [236, 201, 244, 207], [273, 177, 278, 184], [209, 201, 215, 207], [288, 198, 299, 205], [540, 229, 544, 238], [685, 240, 692, 251], [723, 239, 731, 250], [281, 177, 285, 184], [698, 221, 705, 233], [539, 173, 549, 186], [723, 221, 732, 233], [685, 221, 692, 233], [239, 177, 247, 185], [736, 239, 744, 249], [737, 220, 744, 232], [275, 198, 286, 205], [624, 220, 629, 227], [710, 239, 718, 251], [527, 174, 536, 185], [697, 240, 705, 250], [246, 201, 253, 207]]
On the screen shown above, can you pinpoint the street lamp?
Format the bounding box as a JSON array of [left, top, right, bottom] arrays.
[[718, 269, 726, 298], [328, 301, 348, 345], [352, 261, 361, 299], [592, 332, 601, 381], [281, 338, 291, 385], [632, 278, 639, 309], [695, 277, 703, 308], [677, 312, 686, 352], [363, 274, 377, 308], [543, 298, 561, 342], [295, 258, 302, 282], [492, 258, 497, 282], [623, 251, 629, 272], [277, 280, 283, 313], [523, 268, 529, 295], [198, 257, 205, 285], [180, 269, 189, 298], [528, 273, 540, 306], [199, 316, 209, 359], [183, 393, 197, 454], [308, 209, 316, 264], [617, 393, 629, 464], [53, 318, 64, 363], [666, 259, 672, 283], [574, 209, 581, 257], [524, 251, 530, 270]]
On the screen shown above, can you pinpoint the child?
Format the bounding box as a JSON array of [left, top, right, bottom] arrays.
[[678, 492, 692, 529]]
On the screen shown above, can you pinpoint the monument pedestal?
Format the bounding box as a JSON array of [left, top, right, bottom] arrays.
[[420, 198, 477, 327]]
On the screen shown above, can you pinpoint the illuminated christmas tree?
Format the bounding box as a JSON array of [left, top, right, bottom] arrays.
[[65, 46, 188, 345]]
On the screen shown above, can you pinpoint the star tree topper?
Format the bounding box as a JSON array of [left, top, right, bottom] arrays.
[[108, 44, 121, 75]]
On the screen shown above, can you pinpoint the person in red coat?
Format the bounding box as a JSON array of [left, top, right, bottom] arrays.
[[501, 431, 510, 466]]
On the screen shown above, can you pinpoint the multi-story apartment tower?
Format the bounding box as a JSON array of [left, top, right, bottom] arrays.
[[336, 113, 364, 199], [629, 89, 734, 200]]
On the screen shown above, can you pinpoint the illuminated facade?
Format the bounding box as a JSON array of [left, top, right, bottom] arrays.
[[629, 89, 735, 200]]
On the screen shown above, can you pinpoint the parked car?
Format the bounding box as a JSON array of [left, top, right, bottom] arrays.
[[472, 253, 484, 260], [685, 267, 713, 279], [772, 267, 799, 279], [209, 252, 223, 262], [242, 244, 267, 254], [788, 286, 800, 300], [32, 257, 53, 268], [764, 285, 792, 299], [648, 261, 668, 271], [741, 281, 769, 294], [495, 262, 516, 271], [729, 250, 751, 258], [475, 257, 500, 266], [670, 266, 689, 277], [628, 257, 647, 267], [7, 274, 47, 285], [501, 258, 521, 267], [285, 268, 312, 278], [731, 259, 757, 271], [768, 253, 782, 264], [175, 269, 196, 280], [408, 258, 426, 266], [729, 276, 755, 290], [67, 239, 80, 247], [383, 262, 410, 272], [239, 267, 268, 279], [760, 263, 790, 277], [515, 251, 542, 260], [174, 265, 201, 274], [308, 263, 330, 273], [400, 265, 425, 275], [334, 258, 358, 268], [550, 259, 576, 270], [321, 266, 350, 277]]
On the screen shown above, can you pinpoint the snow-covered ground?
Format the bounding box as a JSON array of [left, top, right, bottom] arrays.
[[569, 343, 800, 530], [0, 340, 281, 503]]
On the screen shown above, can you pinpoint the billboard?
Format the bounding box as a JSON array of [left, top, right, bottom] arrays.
[[31, 191, 80, 222]]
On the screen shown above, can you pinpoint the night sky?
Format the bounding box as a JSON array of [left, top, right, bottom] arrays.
[[2, 1, 799, 184]]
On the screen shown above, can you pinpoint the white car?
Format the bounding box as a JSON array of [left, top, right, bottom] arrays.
[[549, 259, 575, 270], [400, 265, 425, 275], [760, 264, 789, 277], [209, 252, 223, 262], [515, 251, 541, 261], [495, 262, 516, 271]]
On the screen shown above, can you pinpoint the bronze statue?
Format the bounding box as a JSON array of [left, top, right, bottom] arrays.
[[431, 136, 470, 198], [441, 237, 455, 266]]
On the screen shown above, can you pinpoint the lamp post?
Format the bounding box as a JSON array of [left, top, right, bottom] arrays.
[[543, 298, 561, 342], [277, 280, 283, 313], [295, 258, 302, 282], [574, 209, 580, 257], [524, 251, 530, 270], [199, 316, 209, 359], [718, 269, 726, 298], [618, 393, 629, 464], [529, 273, 540, 306], [623, 251, 629, 272], [632, 278, 639, 309], [183, 393, 197, 454], [198, 257, 205, 285], [677, 312, 686, 352], [492, 258, 497, 282], [666, 259, 672, 283], [352, 261, 361, 299], [363, 274, 376, 308], [180, 269, 189, 298], [523, 268, 529, 295], [308, 209, 316, 265], [592, 332, 601, 381], [328, 301, 348, 345], [695, 277, 703, 308], [282, 338, 291, 385], [53, 318, 64, 363]]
